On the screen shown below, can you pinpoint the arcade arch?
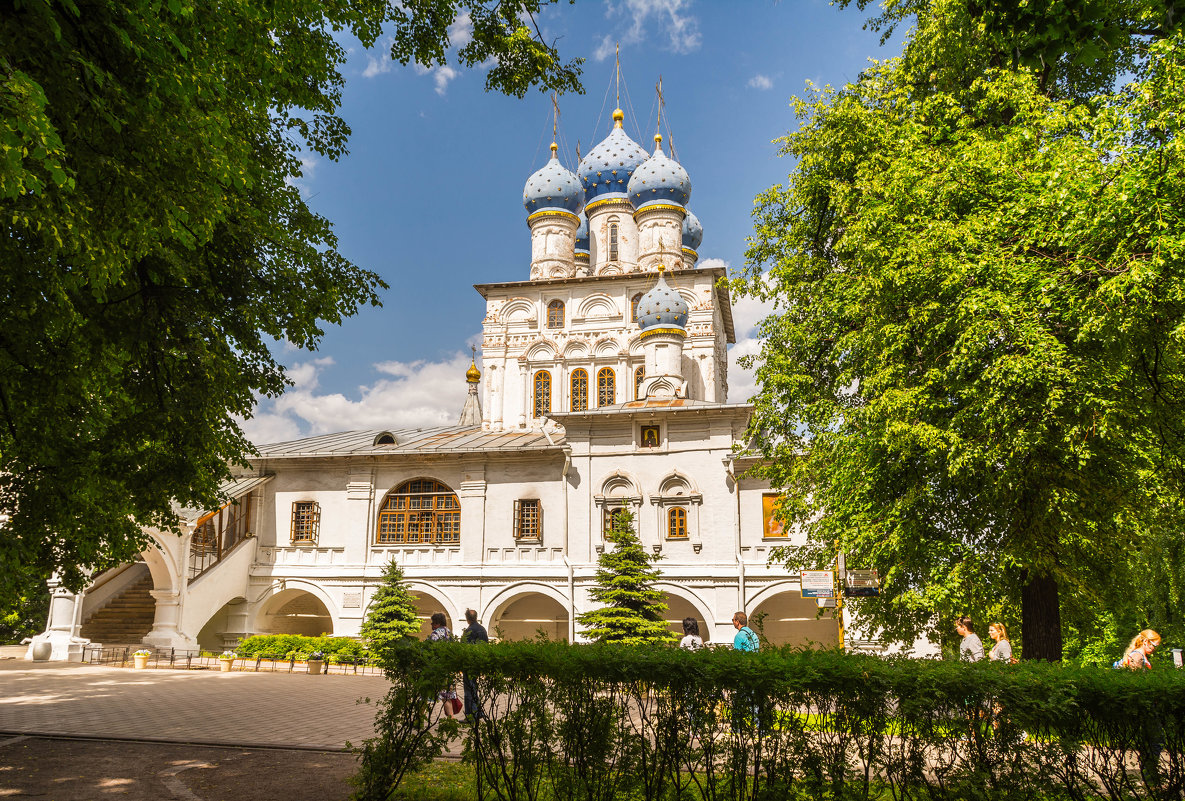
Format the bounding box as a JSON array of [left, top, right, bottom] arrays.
[[750, 590, 837, 648]]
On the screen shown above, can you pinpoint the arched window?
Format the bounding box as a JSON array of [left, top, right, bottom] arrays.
[[608, 221, 619, 261], [634, 366, 645, 399], [547, 300, 564, 328], [597, 367, 616, 407], [631, 293, 643, 322], [534, 370, 552, 417], [570, 369, 588, 412], [377, 478, 460, 545], [668, 507, 688, 539]]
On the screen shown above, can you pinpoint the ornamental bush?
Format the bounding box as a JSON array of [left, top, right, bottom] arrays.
[[353, 641, 1185, 801], [234, 634, 367, 661]]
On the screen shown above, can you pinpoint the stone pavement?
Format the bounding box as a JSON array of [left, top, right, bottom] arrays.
[[0, 648, 393, 751]]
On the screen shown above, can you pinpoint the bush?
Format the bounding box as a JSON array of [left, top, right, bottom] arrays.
[[235, 634, 368, 661], [353, 640, 1185, 801]]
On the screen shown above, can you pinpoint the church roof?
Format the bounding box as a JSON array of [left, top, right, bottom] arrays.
[[252, 426, 561, 459]]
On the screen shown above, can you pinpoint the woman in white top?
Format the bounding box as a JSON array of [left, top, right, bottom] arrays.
[[988, 622, 1013, 662], [679, 617, 704, 650]]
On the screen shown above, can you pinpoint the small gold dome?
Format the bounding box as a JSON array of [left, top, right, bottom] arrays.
[[613, 108, 624, 127], [466, 360, 481, 383]]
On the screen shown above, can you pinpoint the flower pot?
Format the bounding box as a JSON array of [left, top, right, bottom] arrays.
[[219, 659, 233, 672], [307, 659, 324, 675], [133, 653, 150, 670]]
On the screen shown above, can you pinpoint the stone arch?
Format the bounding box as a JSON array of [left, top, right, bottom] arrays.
[[627, 336, 644, 357], [403, 581, 458, 639], [592, 337, 620, 357], [142, 530, 182, 594], [483, 582, 569, 642], [563, 339, 589, 358], [748, 586, 837, 649], [576, 293, 617, 319], [676, 288, 697, 307], [254, 585, 335, 637], [525, 339, 557, 362], [599, 470, 638, 499], [655, 585, 714, 643], [657, 470, 697, 497], [598, 263, 624, 276], [500, 298, 536, 324]]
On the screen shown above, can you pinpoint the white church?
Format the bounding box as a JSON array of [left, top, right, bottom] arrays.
[[31, 104, 844, 660]]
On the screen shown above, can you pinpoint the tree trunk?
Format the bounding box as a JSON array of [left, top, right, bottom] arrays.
[[1020, 570, 1062, 661]]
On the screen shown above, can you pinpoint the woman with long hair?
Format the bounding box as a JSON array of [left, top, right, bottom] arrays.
[[988, 622, 1013, 662], [1121, 629, 1161, 670]]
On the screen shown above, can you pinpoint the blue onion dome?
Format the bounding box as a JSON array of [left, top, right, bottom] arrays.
[[682, 208, 703, 251], [574, 210, 589, 254], [637, 267, 689, 333], [523, 143, 584, 216], [628, 134, 691, 210], [577, 109, 649, 206]]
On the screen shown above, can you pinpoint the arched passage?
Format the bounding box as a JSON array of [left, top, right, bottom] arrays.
[[490, 592, 568, 642], [256, 589, 333, 637], [195, 596, 248, 652], [659, 590, 712, 643], [409, 588, 454, 639], [750, 591, 837, 648]]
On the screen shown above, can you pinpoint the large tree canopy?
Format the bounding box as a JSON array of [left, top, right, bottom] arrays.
[[0, 0, 581, 607], [737, 0, 1185, 660]]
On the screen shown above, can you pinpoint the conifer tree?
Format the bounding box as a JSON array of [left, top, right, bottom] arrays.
[[361, 560, 422, 654], [577, 511, 675, 644]]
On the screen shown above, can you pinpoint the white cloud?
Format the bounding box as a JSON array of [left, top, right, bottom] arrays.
[[748, 74, 774, 91], [362, 36, 395, 78], [595, 0, 702, 60], [285, 156, 319, 198], [448, 11, 474, 48], [708, 259, 774, 406], [433, 65, 460, 95], [239, 351, 476, 447]]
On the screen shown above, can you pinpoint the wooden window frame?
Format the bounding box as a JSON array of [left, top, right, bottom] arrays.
[[291, 500, 320, 544], [597, 367, 616, 407], [534, 370, 552, 417], [570, 368, 588, 412], [513, 499, 542, 543], [634, 366, 645, 399], [631, 293, 643, 322], [376, 479, 461, 545], [609, 222, 619, 261], [547, 300, 564, 329], [667, 507, 688, 539]]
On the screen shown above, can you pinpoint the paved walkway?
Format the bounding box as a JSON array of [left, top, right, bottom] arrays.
[[0, 649, 393, 751]]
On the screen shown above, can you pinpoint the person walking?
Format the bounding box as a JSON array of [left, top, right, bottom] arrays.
[[955, 616, 985, 661], [988, 622, 1012, 662], [427, 612, 461, 719], [731, 611, 760, 734], [461, 608, 488, 721], [679, 617, 704, 651]]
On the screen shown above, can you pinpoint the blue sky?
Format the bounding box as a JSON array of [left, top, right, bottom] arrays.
[[243, 0, 897, 444]]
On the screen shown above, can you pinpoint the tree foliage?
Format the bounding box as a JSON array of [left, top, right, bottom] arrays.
[[577, 511, 674, 645], [0, 0, 581, 608], [737, 0, 1185, 660], [361, 560, 422, 654]]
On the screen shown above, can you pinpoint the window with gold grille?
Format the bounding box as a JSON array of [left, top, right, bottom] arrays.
[[634, 366, 645, 399], [667, 507, 688, 539], [291, 501, 320, 544], [376, 479, 461, 545], [597, 367, 616, 407], [570, 369, 588, 412], [513, 499, 542, 542], [547, 300, 564, 328], [534, 370, 551, 417]]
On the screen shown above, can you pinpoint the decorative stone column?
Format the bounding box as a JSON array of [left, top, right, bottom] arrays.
[[144, 588, 197, 650], [25, 574, 90, 661]]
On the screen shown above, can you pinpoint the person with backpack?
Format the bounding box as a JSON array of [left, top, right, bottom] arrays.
[[460, 608, 488, 721], [1119, 629, 1161, 670], [732, 611, 759, 652]]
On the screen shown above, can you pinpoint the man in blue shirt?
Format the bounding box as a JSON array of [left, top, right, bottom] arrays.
[[732, 611, 759, 652]]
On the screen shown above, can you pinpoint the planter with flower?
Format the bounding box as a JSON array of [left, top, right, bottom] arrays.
[[218, 651, 237, 672], [132, 649, 152, 670], [307, 651, 325, 675]]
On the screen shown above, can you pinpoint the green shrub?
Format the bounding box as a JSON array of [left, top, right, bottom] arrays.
[[235, 634, 368, 661], [353, 640, 1185, 801]]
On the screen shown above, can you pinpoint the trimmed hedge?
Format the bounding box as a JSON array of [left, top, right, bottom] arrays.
[[352, 641, 1185, 801], [234, 634, 368, 661]]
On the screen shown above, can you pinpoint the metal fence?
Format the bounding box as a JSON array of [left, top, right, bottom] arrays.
[[81, 646, 385, 676]]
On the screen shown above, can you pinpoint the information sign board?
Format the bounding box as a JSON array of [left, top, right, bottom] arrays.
[[800, 570, 835, 598], [844, 569, 880, 597]]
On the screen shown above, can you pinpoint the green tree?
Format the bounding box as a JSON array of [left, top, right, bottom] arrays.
[[0, 0, 581, 608], [361, 560, 423, 654], [737, 1, 1185, 660], [577, 511, 674, 644]]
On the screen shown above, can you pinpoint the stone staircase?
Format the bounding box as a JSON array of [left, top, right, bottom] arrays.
[[80, 574, 156, 645]]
